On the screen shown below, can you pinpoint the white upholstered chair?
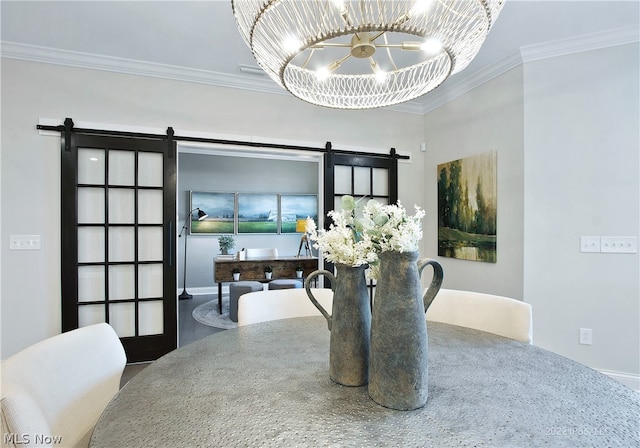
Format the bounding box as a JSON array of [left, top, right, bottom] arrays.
[[426, 288, 533, 344], [1, 323, 126, 448], [237, 288, 333, 326], [245, 248, 278, 259]]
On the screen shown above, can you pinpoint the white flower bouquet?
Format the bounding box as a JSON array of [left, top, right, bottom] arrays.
[[307, 196, 425, 274], [306, 196, 376, 267], [360, 199, 425, 253]]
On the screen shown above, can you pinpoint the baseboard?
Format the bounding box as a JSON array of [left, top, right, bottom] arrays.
[[598, 369, 640, 392]]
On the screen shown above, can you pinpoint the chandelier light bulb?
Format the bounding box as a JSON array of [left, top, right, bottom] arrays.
[[410, 0, 434, 16], [315, 65, 334, 81], [316, 56, 348, 80], [370, 60, 387, 83], [421, 38, 443, 56], [283, 35, 302, 53], [231, 0, 506, 109]]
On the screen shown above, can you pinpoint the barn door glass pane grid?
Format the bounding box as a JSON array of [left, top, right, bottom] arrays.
[[76, 147, 165, 338], [77, 149, 105, 185], [333, 165, 390, 206], [332, 162, 391, 303], [372, 168, 389, 198], [77, 188, 104, 223]]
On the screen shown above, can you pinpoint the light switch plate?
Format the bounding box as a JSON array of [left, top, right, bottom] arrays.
[[580, 236, 600, 253], [9, 234, 41, 250]]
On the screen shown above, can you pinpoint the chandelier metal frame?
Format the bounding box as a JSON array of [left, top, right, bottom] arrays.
[[231, 0, 506, 110]]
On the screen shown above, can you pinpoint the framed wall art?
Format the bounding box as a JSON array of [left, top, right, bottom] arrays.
[[189, 191, 236, 234], [237, 193, 278, 234], [280, 194, 318, 233], [437, 151, 497, 263]]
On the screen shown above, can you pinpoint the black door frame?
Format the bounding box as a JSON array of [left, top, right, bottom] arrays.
[[322, 142, 400, 296], [60, 119, 177, 362]]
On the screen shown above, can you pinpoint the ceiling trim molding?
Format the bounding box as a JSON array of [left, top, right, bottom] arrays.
[[0, 41, 285, 94], [418, 25, 639, 114], [3, 25, 638, 116], [418, 50, 523, 114], [520, 25, 639, 64]]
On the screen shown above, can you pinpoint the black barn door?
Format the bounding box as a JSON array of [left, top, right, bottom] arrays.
[[61, 126, 177, 362]]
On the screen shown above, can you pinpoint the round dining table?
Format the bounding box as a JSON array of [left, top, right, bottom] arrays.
[[91, 317, 639, 447]]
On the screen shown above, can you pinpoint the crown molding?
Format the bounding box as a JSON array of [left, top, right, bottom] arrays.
[[417, 25, 639, 114], [0, 41, 286, 95], [0, 41, 423, 114], [417, 49, 523, 114], [519, 25, 639, 64], [2, 25, 638, 116]]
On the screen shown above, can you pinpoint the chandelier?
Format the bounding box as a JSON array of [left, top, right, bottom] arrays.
[[231, 0, 506, 110]]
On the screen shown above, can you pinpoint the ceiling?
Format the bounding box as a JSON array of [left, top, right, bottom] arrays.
[[1, 1, 638, 113]]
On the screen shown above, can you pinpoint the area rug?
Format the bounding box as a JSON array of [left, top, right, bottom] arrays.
[[192, 295, 237, 330]]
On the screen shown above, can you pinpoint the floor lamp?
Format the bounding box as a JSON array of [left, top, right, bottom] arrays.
[[179, 207, 208, 300]]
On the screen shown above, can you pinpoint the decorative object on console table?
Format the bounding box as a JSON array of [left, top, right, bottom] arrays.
[[264, 265, 273, 280], [295, 265, 304, 279], [179, 207, 208, 300], [232, 268, 241, 281], [218, 234, 235, 255], [296, 219, 312, 257]]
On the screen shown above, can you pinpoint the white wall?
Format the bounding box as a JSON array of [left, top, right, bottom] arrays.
[[0, 58, 425, 359], [523, 43, 639, 376], [423, 43, 639, 382], [423, 66, 525, 298]]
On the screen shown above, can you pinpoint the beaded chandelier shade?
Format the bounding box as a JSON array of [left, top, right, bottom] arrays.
[[231, 0, 506, 110]]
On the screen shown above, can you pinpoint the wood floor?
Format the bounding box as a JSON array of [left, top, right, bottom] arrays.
[[121, 294, 225, 386], [178, 293, 225, 346]]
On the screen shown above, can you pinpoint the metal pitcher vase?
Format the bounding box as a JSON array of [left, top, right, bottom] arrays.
[[305, 264, 371, 386], [368, 251, 443, 410]]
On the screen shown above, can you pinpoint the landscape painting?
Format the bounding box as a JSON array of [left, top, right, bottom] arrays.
[[280, 194, 318, 233], [237, 193, 278, 233], [190, 192, 235, 234], [437, 151, 497, 263]]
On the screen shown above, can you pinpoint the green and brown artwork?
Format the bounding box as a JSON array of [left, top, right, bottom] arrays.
[[437, 151, 497, 263]]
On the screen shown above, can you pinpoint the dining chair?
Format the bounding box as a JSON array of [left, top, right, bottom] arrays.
[[426, 288, 533, 343], [237, 288, 333, 326], [1, 323, 126, 448]]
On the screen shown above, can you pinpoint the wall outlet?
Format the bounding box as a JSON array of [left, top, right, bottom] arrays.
[[579, 328, 592, 345]]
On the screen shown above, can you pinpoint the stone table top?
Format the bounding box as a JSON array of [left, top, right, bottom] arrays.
[[91, 317, 639, 447]]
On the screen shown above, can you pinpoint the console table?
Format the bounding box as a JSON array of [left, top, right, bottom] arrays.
[[213, 256, 318, 313]]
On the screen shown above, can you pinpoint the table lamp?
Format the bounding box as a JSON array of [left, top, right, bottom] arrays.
[[296, 219, 311, 257]]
